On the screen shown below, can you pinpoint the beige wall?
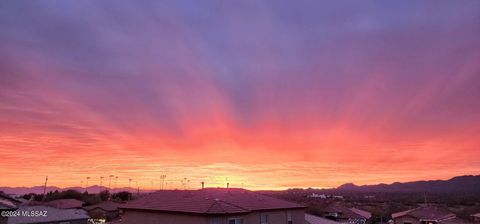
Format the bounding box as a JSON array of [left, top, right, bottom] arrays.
[[393, 216, 420, 224], [121, 208, 305, 224], [230, 209, 305, 224]]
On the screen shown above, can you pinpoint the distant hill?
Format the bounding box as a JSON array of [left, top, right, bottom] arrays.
[[2, 175, 479, 195], [337, 175, 480, 194], [0, 185, 148, 195]]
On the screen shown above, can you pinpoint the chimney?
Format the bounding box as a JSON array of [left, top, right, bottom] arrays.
[[201, 182, 205, 189]]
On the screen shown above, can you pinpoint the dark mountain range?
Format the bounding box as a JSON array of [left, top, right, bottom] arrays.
[[2, 175, 479, 196], [337, 175, 480, 194]]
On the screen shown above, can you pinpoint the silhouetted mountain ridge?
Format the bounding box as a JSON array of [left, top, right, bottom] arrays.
[[336, 175, 480, 193]]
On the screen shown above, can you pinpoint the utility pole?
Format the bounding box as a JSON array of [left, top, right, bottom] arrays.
[[42, 176, 48, 201]]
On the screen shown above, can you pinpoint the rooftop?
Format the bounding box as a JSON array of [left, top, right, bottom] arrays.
[[43, 198, 84, 209], [0, 198, 17, 210], [392, 207, 455, 221], [438, 217, 472, 224], [7, 206, 89, 224], [323, 203, 372, 219], [0, 193, 20, 210], [121, 188, 305, 214], [84, 201, 122, 212], [306, 214, 341, 224]]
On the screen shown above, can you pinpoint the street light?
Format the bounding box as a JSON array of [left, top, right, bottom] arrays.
[[109, 175, 114, 190], [86, 177, 90, 188]]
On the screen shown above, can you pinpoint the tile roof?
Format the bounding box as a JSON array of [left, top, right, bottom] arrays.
[[306, 214, 342, 224], [350, 207, 372, 219], [121, 188, 305, 214], [0, 193, 20, 210], [84, 201, 122, 212], [392, 207, 455, 221], [44, 198, 84, 209], [0, 198, 17, 210], [323, 203, 371, 219], [438, 217, 472, 224], [7, 206, 89, 224]]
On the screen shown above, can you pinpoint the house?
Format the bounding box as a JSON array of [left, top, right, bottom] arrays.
[[0, 193, 20, 224], [391, 206, 471, 224], [320, 203, 371, 224], [7, 205, 89, 224], [120, 188, 306, 224], [308, 193, 327, 199], [84, 201, 122, 221], [306, 213, 341, 224], [472, 213, 480, 222]]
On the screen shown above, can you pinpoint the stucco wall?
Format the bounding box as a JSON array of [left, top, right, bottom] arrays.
[[243, 209, 305, 224], [121, 208, 305, 224], [122, 210, 208, 224]]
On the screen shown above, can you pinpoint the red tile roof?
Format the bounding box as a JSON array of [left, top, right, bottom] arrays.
[[121, 188, 305, 214]]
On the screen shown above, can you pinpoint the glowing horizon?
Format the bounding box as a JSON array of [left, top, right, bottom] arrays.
[[1, 1, 479, 190]]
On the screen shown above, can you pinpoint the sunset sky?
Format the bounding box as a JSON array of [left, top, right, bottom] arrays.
[[0, 1, 479, 190]]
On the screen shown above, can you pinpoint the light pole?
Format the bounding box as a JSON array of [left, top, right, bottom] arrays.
[[182, 178, 187, 190], [114, 176, 118, 193], [160, 175, 166, 190], [135, 181, 139, 195], [86, 177, 90, 190], [109, 175, 114, 190]]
